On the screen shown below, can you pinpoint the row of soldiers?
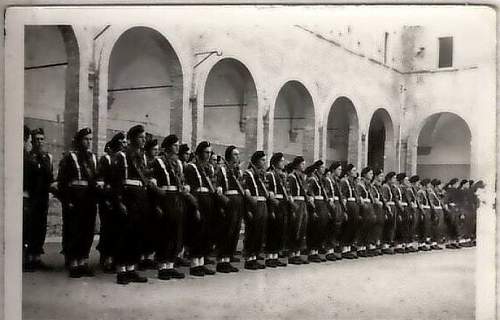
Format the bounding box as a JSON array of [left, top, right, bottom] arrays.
[[22, 124, 482, 285]]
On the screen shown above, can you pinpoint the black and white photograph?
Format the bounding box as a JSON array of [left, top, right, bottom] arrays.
[[1, 2, 498, 320]]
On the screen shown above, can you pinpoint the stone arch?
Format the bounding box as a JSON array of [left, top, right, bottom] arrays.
[[325, 96, 360, 168], [367, 108, 396, 172], [24, 25, 80, 164], [272, 80, 316, 164]]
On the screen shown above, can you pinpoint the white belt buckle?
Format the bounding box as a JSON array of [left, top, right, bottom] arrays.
[[254, 196, 266, 202], [293, 196, 305, 201], [196, 187, 209, 193], [274, 194, 284, 199], [225, 190, 239, 196], [161, 185, 178, 191], [347, 197, 356, 202], [314, 196, 324, 200], [125, 179, 142, 187]]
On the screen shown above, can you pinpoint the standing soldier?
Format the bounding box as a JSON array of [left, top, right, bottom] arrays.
[[265, 152, 290, 267], [287, 156, 309, 265], [57, 128, 98, 278], [370, 168, 386, 256], [178, 144, 190, 168], [403, 175, 420, 253], [111, 125, 151, 285], [138, 138, 160, 270], [183, 141, 217, 276], [428, 179, 445, 250], [339, 164, 360, 259], [443, 178, 463, 249], [304, 160, 329, 263], [213, 145, 244, 273], [242, 151, 270, 270], [23, 127, 54, 271], [393, 173, 410, 254], [23, 125, 32, 271], [417, 179, 432, 251], [150, 134, 187, 280], [96, 132, 126, 273], [380, 172, 397, 254], [322, 161, 345, 261], [356, 167, 376, 257]]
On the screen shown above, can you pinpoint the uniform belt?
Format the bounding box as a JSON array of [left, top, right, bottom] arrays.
[[362, 198, 371, 203], [422, 205, 430, 209], [314, 196, 324, 200], [293, 196, 305, 201], [328, 196, 340, 201], [160, 185, 178, 191], [434, 206, 442, 210], [400, 202, 408, 207], [253, 196, 267, 202], [71, 180, 88, 186], [23, 191, 30, 198], [449, 203, 456, 207], [124, 179, 143, 187], [274, 194, 284, 199], [347, 197, 356, 202], [386, 201, 395, 205], [225, 190, 239, 196], [196, 187, 210, 193], [411, 203, 418, 208]]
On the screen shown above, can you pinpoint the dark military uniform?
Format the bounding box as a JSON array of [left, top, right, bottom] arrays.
[[380, 183, 397, 248], [287, 172, 308, 256], [427, 186, 446, 246], [392, 183, 410, 250], [323, 175, 346, 256], [340, 177, 360, 248], [443, 187, 464, 246], [356, 180, 376, 252], [96, 152, 116, 264], [370, 182, 386, 252], [184, 161, 216, 259], [265, 168, 289, 256], [404, 186, 419, 247], [110, 149, 151, 267], [151, 155, 185, 266], [58, 150, 98, 262], [24, 149, 54, 257], [242, 166, 269, 259], [305, 174, 329, 256], [416, 188, 432, 248], [215, 164, 245, 260]]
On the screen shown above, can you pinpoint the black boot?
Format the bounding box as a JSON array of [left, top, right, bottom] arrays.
[[127, 270, 148, 283], [116, 272, 129, 285]]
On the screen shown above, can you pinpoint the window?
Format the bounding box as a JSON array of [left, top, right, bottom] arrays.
[[438, 37, 453, 68]]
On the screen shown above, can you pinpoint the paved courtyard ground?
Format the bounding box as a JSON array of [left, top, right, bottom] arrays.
[[23, 242, 474, 320]]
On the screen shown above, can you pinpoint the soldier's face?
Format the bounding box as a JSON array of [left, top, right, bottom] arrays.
[[349, 167, 357, 177], [171, 142, 180, 155], [119, 138, 127, 150], [334, 166, 342, 177], [210, 154, 217, 164], [276, 157, 285, 170], [364, 170, 373, 181], [80, 134, 92, 151], [231, 149, 240, 164], [24, 136, 32, 152], [201, 147, 212, 161], [32, 134, 45, 152], [181, 152, 189, 161], [134, 132, 146, 149], [318, 164, 325, 175], [403, 177, 410, 186], [256, 156, 266, 169], [149, 145, 159, 157], [298, 161, 305, 172], [376, 172, 384, 182]]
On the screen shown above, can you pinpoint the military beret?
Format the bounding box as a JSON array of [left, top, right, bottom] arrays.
[[421, 178, 431, 186], [346, 164, 355, 172], [24, 125, 31, 141], [329, 161, 342, 172], [195, 141, 211, 155], [127, 125, 145, 140], [385, 171, 396, 182], [269, 152, 284, 168], [161, 134, 179, 149], [31, 127, 44, 137], [361, 166, 373, 177], [74, 127, 92, 142], [472, 180, 485, 190], [250, 150, 266, 164], [304, 164, 316, 175], [448, 178, 459, 186], [409, 175, 420, 183], [396, 172, 407, 182], [431, 178, 441, 186], [145, 139, 158, 151], [284, 162, 294, 174], [179, 144, 190, 155], [373, 168, 383, 176], [291, 156, 305, 169], [459, 179, 469, 188], [108, 132, 125, 152], [312, 160, 324, 170], [225, 145, 237, 162]]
